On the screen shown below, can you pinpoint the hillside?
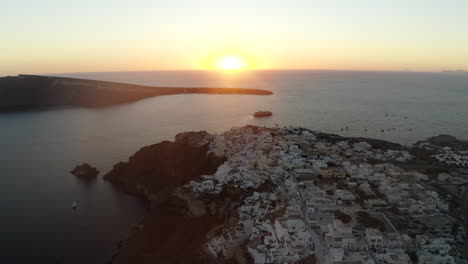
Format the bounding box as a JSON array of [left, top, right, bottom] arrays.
[[0, 75, 273, 112]]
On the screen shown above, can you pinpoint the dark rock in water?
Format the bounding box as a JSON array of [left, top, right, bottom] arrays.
[[71, 163, 99, 179], [253, 110, 272, 118]]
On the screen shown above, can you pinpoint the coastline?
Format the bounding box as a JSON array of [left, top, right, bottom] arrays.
[[0, 75, 273, 112], [104, 125, 468, 263]]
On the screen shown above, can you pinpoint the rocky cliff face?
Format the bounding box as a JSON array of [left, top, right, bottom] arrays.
[[104, 131, 225, 207], [104, 131, 254, 264]]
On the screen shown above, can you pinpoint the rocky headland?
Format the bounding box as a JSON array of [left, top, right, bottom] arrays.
[[0, 75, 273, 112], [104, 126, 468, 263]]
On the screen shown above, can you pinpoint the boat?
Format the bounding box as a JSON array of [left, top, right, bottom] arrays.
[[253, 111, 272, 118]]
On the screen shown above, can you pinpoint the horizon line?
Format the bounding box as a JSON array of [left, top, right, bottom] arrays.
[[4, 68, 467, 77]]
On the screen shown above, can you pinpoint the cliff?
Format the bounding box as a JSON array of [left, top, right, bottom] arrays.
[[104, 131, 250, 263], [104, 131, 225, 207], [0, 75, 273, 112]]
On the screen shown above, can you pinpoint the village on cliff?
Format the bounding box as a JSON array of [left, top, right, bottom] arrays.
[[177, 126, 468, 264]]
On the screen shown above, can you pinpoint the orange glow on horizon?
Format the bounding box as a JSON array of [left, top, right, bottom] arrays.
[[216, 55, 247, 71], [199, 52, 261, 71]]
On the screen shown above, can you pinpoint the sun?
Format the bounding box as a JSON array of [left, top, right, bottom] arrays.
[[216, 54, 248, 71], [199, 52, 259, 71]]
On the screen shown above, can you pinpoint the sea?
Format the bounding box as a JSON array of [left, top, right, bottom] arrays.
[[0, 70, 467, 263]]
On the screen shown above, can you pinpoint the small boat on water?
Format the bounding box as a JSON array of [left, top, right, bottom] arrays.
[[253, 111, 272, 118], [72, 202, 78, 210]]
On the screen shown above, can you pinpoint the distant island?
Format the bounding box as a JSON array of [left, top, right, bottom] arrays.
[[103, 125, 468, 263], [440, 70, 468, 75], [0, 75, 273, 112]]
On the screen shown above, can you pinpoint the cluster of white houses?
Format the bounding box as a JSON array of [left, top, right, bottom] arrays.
[[184, 126, 466, 264], [433, 151, 468, 168]]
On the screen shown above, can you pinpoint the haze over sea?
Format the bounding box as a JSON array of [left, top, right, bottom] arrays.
[[58, 70, 468, 144], [0, 70, 467, 263]]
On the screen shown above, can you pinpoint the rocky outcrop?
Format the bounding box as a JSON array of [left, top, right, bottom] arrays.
[[416, 134, 468, 151], [70, 163, 99, 179], [105, 130, 269, 263], [104, 131, 225, 207], [0, 75, 273, 112]]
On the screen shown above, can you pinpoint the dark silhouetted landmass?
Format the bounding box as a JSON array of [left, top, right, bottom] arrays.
[[104, 131, 225, 206], [0, 75, 273, 112]]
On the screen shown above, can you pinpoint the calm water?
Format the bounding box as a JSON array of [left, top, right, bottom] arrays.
[[0, 70, 467, 263], [58, 70, 468, 143]]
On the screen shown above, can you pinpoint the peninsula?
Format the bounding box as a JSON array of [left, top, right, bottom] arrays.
[[104, 125, 468, 264], [0, 75, 273, 112]]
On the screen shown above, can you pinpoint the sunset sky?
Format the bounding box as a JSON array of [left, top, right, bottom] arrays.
[[1, 0, 468, 75]]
